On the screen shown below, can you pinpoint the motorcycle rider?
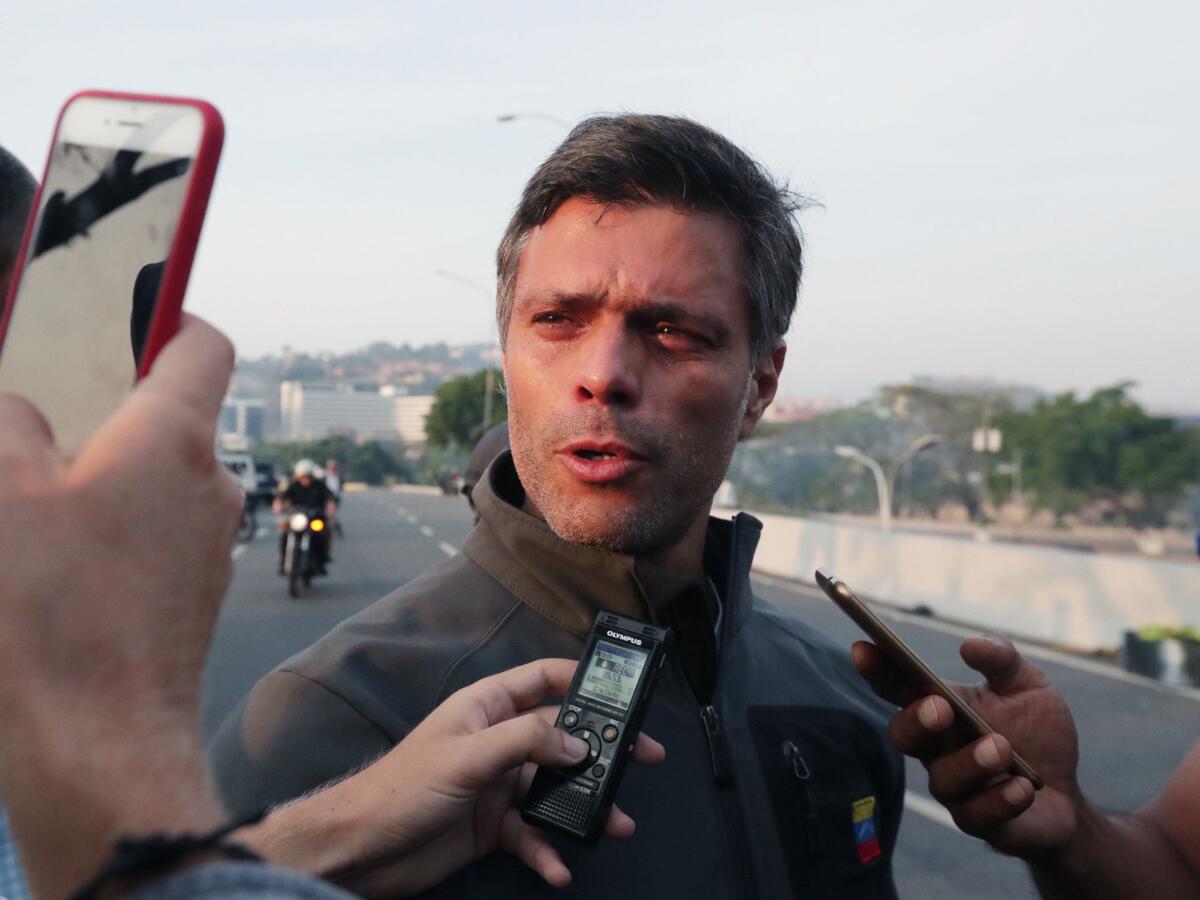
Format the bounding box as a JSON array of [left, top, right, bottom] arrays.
[[273, 459, 335, 576]]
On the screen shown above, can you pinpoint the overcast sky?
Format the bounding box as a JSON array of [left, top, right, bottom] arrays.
[[4, 1, 1197, 410]]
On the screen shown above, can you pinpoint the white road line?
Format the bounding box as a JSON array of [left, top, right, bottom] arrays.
[[254, 525, 268, 539], [438, 541, 457, 557], [231, 544, 247, 560], [406, 514, 419, 525], [419, 525, 434, 538], [904, 791, 956, 830], [753, 574, 1200, 703]]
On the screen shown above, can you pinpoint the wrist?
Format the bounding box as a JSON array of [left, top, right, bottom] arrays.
[[1, 708, 222, 900], [1029, 793, 1105, 877], [236, 777, 377, 880]]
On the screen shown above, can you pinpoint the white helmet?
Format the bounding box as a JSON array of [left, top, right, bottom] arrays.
[[313, 466, 326, 480], [293, 458, 316, 478]]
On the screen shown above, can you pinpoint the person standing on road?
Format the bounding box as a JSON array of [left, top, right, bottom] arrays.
[[854, 635, 1200, 899], [211, 114, 906, 899]]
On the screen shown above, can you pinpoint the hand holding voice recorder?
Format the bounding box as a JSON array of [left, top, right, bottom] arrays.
[[522, 611, 671, 843]]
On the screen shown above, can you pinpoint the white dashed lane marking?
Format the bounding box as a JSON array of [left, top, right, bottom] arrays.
[[438, 541, 457, 557], [904, 791, 956, 830]]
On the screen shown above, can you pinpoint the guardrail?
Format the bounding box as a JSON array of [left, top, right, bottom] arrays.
[[723, 509, 1200, 652]]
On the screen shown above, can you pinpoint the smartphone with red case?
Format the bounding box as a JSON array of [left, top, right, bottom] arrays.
[[0, 90, 223, 454]]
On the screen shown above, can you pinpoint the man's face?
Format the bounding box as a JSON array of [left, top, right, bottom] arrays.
[[297, 474, 312, 488], [504, 197, 782, 556]]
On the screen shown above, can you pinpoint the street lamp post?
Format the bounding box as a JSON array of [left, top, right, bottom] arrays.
[[887, 433, 942, 517], [433, 269, 498, 439], [835, 445, 892, 531]]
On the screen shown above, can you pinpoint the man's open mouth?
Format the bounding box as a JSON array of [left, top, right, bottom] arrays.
[[574, 448, 619, 461]]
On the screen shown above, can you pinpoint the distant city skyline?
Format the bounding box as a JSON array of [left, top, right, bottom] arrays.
[[4, 1, 1197, 411]]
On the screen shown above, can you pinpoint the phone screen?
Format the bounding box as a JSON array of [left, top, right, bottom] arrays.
[[0, 97, 203, 455]]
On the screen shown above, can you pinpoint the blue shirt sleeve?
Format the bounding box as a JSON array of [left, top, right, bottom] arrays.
[[127, 861, 359, 900], [0, 801, 31, 900]]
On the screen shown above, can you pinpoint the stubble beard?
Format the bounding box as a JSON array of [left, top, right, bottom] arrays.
[[508, 379, 752, 557]]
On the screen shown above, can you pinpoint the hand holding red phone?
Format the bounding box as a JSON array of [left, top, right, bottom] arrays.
[[852, 636, 1083, 858]]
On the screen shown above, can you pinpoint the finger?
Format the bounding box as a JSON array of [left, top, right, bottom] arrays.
[[888, 694, 956, 761], [605, 804, 636, 839], [945, 776, 1036, 838], [852, 641, 926, 708], [449, 659, 579, 726], [631, 732, 666, 765], [0, 393, 58, 478], [927, 734, 1015, 803], [530, 706, 665, 766], [458, 712, 589, 789], [136, 313, 235, 427], [960, 636, 1049, 695], [497, 808, 571, 888]]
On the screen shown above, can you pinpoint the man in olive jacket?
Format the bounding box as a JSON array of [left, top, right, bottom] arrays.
[[211, 114, 905, 899]]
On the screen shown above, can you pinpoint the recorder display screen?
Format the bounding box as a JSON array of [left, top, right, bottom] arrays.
[[577, 640, 649, 712]]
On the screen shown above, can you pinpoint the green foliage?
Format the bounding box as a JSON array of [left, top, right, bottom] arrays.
[[425, 369, 507, 450], [253, 436, 412, 486], [994, 384, 1200, 527]]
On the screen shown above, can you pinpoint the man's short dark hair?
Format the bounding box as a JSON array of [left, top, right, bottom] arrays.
[[0, 145, 36, 287], [496, 114, 808, 362]]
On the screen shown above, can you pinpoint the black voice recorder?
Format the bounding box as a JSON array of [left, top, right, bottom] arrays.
[[521, 610, 671, 843]]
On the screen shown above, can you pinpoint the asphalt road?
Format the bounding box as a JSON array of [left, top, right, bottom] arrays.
[[202, 487, 1200, 899]]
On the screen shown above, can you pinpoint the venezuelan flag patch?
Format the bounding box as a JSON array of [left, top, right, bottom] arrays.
[[851, 796, 881, 863]]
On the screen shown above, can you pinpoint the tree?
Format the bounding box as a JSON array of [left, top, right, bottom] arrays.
[[425, 369, 507, 450], [253, 437, 411, 486], [995, 383, 1200, 527]]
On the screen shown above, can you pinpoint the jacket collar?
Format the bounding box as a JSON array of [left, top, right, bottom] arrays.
[[465, 452, 761, 641]]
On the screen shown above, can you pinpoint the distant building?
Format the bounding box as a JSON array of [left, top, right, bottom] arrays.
[[762, 397, 841, 424], [219, 398, 266, 445], [279, 381, 435, 446]]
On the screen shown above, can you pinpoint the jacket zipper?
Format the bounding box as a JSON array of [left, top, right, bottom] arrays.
[[699, 515, 753, 900], [782, 740, 833, 900]]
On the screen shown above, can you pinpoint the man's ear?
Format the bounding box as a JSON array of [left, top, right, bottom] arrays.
[[738, 343, 787, 441]]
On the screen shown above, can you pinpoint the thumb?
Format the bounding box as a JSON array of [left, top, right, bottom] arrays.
[[457, 714, 588, 790], [960, 635, 1048, 694]]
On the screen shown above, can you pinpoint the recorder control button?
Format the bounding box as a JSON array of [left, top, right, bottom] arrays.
[[561, 711, 579, 728], [571, 728, 601, 764], [591, 764, 606, 778], [601, 724, 619, 743]]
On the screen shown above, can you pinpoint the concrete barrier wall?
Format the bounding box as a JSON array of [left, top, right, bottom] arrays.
[[727, 510, 1200, 651]]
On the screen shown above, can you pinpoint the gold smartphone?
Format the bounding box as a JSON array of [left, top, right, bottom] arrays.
[[815, 568, 1043, 790]]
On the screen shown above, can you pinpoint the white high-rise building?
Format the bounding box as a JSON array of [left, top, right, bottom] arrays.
[[279, 382, 435, 445]]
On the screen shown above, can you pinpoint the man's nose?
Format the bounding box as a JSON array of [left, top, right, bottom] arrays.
[[574, 322, 642, 407]]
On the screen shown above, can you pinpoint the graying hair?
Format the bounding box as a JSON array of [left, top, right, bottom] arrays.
[[495, 114, 809, 361]]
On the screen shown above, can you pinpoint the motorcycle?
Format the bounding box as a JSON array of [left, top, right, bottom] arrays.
[[282, 505, 330, 598]]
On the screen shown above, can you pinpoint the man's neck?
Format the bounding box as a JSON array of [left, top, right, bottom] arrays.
[[520, 494, 711, 579]]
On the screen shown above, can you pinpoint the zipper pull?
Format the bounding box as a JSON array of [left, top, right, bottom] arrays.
[[782, 740, 823, 859], [701, 704, 734, 786]]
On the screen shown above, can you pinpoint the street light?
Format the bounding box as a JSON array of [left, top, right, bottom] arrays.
[[887, 433, 941, 516], [496, 112, 571, 127], [433, 269, 499, 438], [835, 445, 892, 531]]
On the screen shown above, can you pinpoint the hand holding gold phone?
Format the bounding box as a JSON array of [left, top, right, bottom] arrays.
[[816, 568, 1043, 790]]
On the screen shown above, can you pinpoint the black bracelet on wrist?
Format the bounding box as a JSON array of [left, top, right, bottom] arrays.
[[70, 808, 267, 900]]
